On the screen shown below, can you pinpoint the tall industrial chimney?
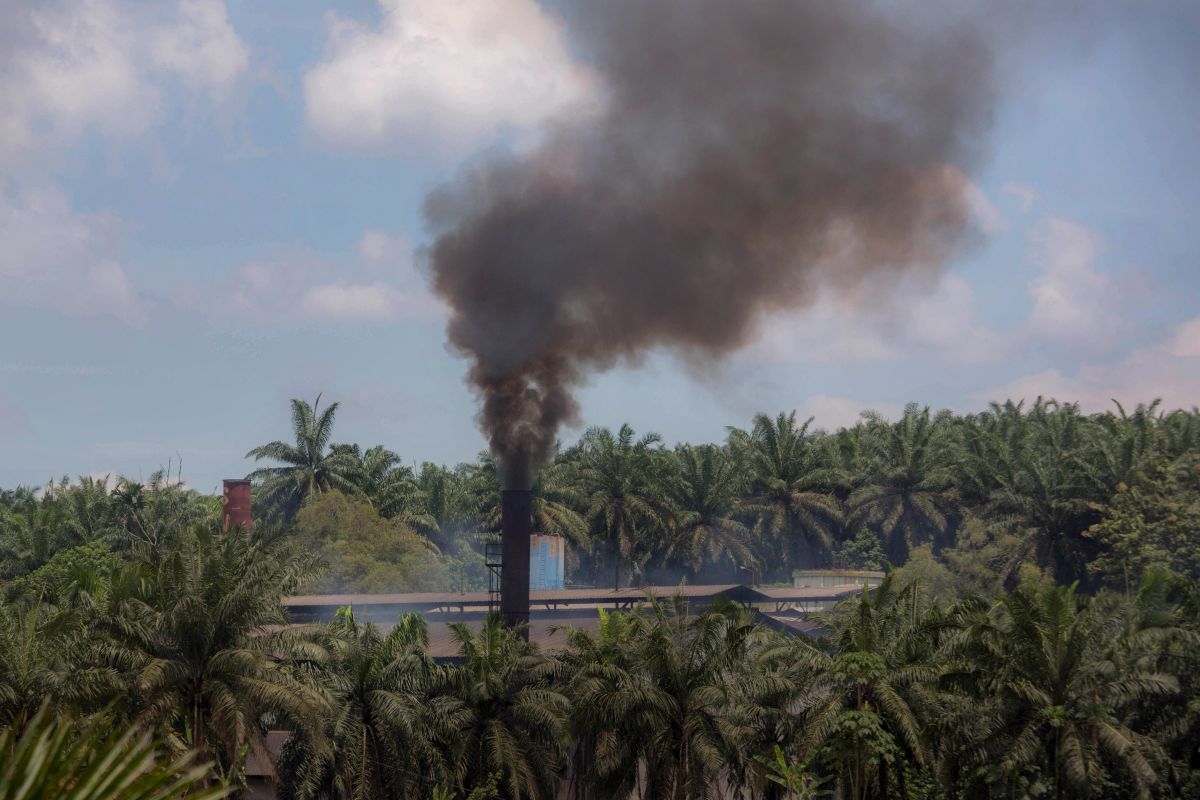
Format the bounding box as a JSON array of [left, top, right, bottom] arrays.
[[499, 489, 532, 634], [223, 479, 252, 533]]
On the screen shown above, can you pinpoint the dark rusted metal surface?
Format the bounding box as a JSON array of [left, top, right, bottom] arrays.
[[499, 489, 532, 635], [222, 479, 252, 533]]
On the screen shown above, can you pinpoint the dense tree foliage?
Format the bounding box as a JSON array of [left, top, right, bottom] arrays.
[[3, 395, 1200, 798]]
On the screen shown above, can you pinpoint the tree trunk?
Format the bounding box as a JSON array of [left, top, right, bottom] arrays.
[[613, 530, 622, 590], [878, 755, 889, 800]]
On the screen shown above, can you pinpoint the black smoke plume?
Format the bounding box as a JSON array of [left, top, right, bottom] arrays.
[[426, 0, 1000, 489]]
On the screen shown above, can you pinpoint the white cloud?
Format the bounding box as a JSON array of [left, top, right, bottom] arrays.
[[0, 182, 149, 325], [1165, 316, 1200, 358], [901, 273, 1008, 362], [88, 259, 147, 326], [795, 395, 906, 431], [0, 0, 249, 166], [1002, 182, 1038, 213], [190, 229, 441, 324], [301, 282, 409, 320], [983, 323, 1200, 412], [1025, 217, 1122, 351], [357, 229, 393, 263], [962, 180, 1009, 235], [148, 0, 249, 97], [303, 0, 596, 157], [749, 270, 1006, 366]]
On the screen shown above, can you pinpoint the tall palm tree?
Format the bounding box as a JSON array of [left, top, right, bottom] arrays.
[[95, 524, 325, 777], [848, 405, 959, 565], [246, 396, 360, 522], [276, 609, 461, 800], [790, 575, 943, 800], [1080, 400, 1163, 496], [334, 444, 425, 523], [571, 425, 666, 590], [565, 597, 782, 800], [411, 463, 472, 550], [558, 609, 648, 800], [741, 412, 840, 576], [663, 444, 754, 582], [0, 601, 111, 731], [1159, 407, 1200, 461], [949, 583, 1177, 799], [442, 615, 568, 800], [987, 400, 1101, 584]]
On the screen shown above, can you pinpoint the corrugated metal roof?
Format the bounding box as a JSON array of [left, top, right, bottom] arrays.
[[283, 583, 865, 615], [753, 585, 863, 599], [423, 613, 604, 659]]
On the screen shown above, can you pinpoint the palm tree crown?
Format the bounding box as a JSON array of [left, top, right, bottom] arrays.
[[246, 396, 360, 522]]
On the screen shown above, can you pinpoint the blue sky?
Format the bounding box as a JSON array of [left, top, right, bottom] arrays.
[[1, 0, 1198, 493]]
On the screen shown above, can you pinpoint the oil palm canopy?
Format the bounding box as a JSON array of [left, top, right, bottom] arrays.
[[742, 412, 841, 574], [246, 395, 360, 522]]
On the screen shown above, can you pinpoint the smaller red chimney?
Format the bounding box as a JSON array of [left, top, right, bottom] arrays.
[[223, 479, 252, 533]]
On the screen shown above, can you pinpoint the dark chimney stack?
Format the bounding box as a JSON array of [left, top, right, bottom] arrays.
[[499, 489, 532, 634], [223, 479, 252, 533]]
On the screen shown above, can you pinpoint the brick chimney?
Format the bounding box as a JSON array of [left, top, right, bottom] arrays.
[[222, 479, 252, 533]]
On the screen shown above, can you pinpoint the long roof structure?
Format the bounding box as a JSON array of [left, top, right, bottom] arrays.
[[283, 582, 866, 624]]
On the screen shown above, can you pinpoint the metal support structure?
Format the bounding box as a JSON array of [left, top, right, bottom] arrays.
[[484, 540, 503, 616]]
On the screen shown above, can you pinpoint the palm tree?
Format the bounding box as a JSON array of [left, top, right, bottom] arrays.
[[335, 443, 425, 523], [848, 405, 958, 566], [108, 471, 217, 557], [411, 463, 473, 550], [950, 583, 1177, 799], [571, 425, 666, 590], [741, 412, 840, 576], [1080, 400, 1162, 495], [95, 524, 325, 777], [442, 615, 568, 800], [0, 704, 228, 800], [277, 609, 461, 800], [558, 609, 647, 800], [1159, 407, 1200, 461], [246, 396, 361, 522], [663, 444, 754, 582], [790, 576, 944, 800], [0, 477, 120, 579], [565, 597, 783, 800], [987, 400, 1101, 584], [0, 601, 111, 731]]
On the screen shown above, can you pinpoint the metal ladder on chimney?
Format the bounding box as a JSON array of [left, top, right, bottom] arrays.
[[485, 539, 503, 616]]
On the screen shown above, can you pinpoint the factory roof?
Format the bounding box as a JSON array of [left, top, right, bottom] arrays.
[[283, 582, 864, 618]]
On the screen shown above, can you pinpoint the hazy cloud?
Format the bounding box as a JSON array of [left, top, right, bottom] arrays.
[[795, 394, 905, 432], [184, 230, 440, 324], [0, 182, 149, 324], [962, 178, 1009, 235], [300, 282, 409, 320], [1003, 182, 1038, 213], [303, 0, 596, 157], [749, 270, 1007, 366], [984, 322, 1200, 411], [1025, 217, 1123, 351], [1165, 316, 1200, 358], [0, 0, 249, 166]]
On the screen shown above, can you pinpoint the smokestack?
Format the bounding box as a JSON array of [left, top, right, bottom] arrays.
[[499, 489, 532, 634], [222, 479, 252, 533]]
